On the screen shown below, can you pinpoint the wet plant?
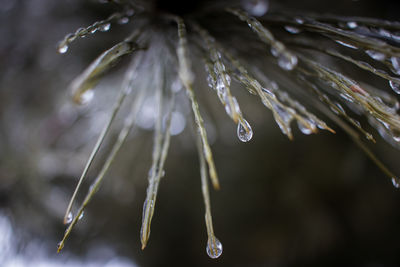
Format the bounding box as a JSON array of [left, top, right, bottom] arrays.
[[56, 0, 400, 259]]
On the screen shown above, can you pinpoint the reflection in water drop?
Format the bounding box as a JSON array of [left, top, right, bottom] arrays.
[[100, 23, 111, 32], [80, 90, 94, 105], [365, 50, 385, 61], [66, 212, 73, 224], [206, 237, 223, 259]]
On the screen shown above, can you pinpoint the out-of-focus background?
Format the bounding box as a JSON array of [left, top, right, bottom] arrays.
[[1, 0, 400, 266]]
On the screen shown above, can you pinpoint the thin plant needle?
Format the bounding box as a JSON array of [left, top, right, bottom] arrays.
[[196, 132, 220, 258], [63, 51, 143, 224], [141, 92, 175, 250], [58, 85, 146, 253], [176, 17, 220, 190]]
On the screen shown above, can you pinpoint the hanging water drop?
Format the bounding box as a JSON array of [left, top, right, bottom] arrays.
[[391, 177, 400, 188], [78, 211, 84, 221], [389, 80, 400, 94], [58, 44, 68, 54], [206, 237, 223, 259], [65, 212, 73, 224], [100, 23, 111, 32], [237, 119, 253, 142], [365, 50, 385, 61]]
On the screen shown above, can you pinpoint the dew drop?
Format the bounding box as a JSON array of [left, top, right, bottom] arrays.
[[284, 25, 301, 34], [118, 17, 129, 24], [206, 237, 223, 259], [242, 0, 269, 17], [277, 54, 298, 71], [365, 50, 385, 61], [100, 23, 111, 32], [294, 17, 304, 24], [389, 80, 400, 94], [391, 177, 400, 188], [237, 119, 253, 142], [65, 212, 73, 224], [58, 44, 68, 54], [347, 21, 358, 29], [57, 241, 64, 252], [78, 211, 84, 221]]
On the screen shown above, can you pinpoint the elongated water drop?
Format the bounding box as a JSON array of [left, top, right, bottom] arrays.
[[392, 177, 400, 188], [284, 26, 301, 34], [297, 120, 313, 135], [391, 57, 400, 75], [206, 237, 223, 259], [78, 211, 84, 221], [237, 119, 253, 142], [389, 80, 400, 94]]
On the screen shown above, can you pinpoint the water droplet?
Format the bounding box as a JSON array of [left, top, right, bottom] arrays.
[[78, 211, 84, 221], [206, 237, 223, 259], [90, 28, 97, 34], [118, 17, 129, 24], [207, 74, 215, 89], [58, 44, 68, 54], [365, 50, 385, 61], [66, 212, 73, 224], [347, 21, 358, 29], [391, 57, 400, 75], [242, 0, 269, 17], [278, 54, 298, 71], [57, 241, 64, 251], [237, 119, 253, 142], [389, 80, 400, 94], [80, 90, 94, 105], [284, 26, 301, 34], [294, 17, 304, 24], [391, 177, 400, 188], [335, 40, 357, 49], [100, 23, 111, 32], [297, 120, 314, 135]]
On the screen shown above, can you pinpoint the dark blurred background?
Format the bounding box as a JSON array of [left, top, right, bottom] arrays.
[[1, 0, 400, 266]]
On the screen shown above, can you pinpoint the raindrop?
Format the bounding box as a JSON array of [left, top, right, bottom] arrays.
[[206, 237, 223, 259], [365, 50, 385, 61], [242, 0, 269, 17], [347, 21, 358, 29], [58, 44, 68, 54], [335, 40, 357, 49], [389, 80, 400, 94], [100, 23, 111, 32], [65, 212, 73, 224], [284, 26, 301, 34], [237, 119, 253, 142], [277, 54, 298, 71], [392, 177, 400, 188]]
